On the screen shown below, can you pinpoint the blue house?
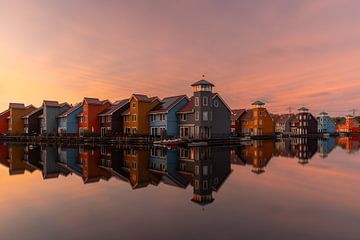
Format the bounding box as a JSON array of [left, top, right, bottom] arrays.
[[57, 103, 83, 135], [58, 146, 83, 176], [318, 112, 336, 133], [148, 95, 189, 137]]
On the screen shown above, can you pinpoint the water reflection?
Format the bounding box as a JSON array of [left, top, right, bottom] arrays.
[[0, 136, 359, 206]]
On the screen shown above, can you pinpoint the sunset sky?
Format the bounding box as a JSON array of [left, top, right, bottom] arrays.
[[0, 0, 360, 116]]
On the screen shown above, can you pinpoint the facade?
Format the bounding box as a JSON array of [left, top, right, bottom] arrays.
[[337, 115, 360, 133], [98, 99, 130, 136], [78, 98, 112, 136], [40, 101, 70, 135], [8, 103, 36, 135], [274, 114, 295, 134], [290, 107, 318, 135], [22, 107, 43, 135], [238, 101, 274, 136], [177, 79, 231, 139], [231, 109, 245, 133], [0, 109, 10, 135], [57, 103, 83, 135], [148, 95, 189, 137], [122, 94, 160, 135], [317, 112, 336, 133]]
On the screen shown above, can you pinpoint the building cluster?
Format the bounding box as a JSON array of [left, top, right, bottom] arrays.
[[232, 105, 360, 135], [0, 77, 359, 139], [0, 79, 232, 139]]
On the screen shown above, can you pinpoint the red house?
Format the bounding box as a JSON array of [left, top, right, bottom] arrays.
[[78, 98, 111, 136], [0, 109, 10, 135], [337, 115, 360, 133]]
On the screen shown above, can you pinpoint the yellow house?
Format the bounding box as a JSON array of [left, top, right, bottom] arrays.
[[122, 94, 160, 135], [8, 103, 36, 135]]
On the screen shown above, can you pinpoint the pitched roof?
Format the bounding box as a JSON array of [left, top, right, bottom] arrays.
[[252, 100, 265, 106], [0, 109, 9, 117], [83, 97, 101, 104], [9, 103, 25, 109], [275, 114, 295, 124], [58, 103, 82, 118], [132, 94, 159, 102], [212, 93, 232, 112], [43, 100, 60, 107], [177, 97, 194, 113], [22, 107, 43, 119], [148, 95, 188, 114], [231, 109, 246, 121], [239, 109, 253, 120], [99, 99, 129, 116], [298, 107, 309, 111], [121, 109, 130, 116], [191, 79, 215, 87]]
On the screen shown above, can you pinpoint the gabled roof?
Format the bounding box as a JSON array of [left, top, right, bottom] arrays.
[[43, 100, 70, 108], [191, 79, 214, 87], [231, 109, 246, 121], [58, 103, 82, 118], [0, 109, 9, 117], [98, 99, 129, 116], [212, 93, 232, 112], [275, 114, 295, 124], [239, 109, 253, 120], [9, 103, 25, 109], [83, 97, 110, 105], [22, 107, 43, 119], [319, 112, 328, 116], [131, 94, 160, 103], [177, 97, 194, 113], [148, 95, 188, 114]]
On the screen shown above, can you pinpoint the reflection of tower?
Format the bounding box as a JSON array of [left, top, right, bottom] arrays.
[[192, 147, 214, 206], [294, 138, 317, 165]]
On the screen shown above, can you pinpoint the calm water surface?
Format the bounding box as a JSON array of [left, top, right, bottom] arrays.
[[0, 137, 359, 240]]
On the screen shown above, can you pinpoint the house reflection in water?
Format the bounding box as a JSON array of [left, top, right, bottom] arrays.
[[291, 138, 318, 165], [58, 146, 83, 177], [336, 136, 360, 153], [231, 141, 274, 174], [98, 146, 130, 183], [79, 146, 112, 184], [7, 145, 35, 175], [317, 138, 336, 158]]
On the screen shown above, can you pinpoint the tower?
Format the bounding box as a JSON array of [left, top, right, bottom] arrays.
[[191, 76, 214, 139]]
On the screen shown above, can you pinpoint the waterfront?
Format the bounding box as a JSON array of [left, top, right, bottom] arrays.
[[0, 137, 359, 239]]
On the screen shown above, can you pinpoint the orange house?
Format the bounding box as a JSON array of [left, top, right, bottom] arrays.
[[0, 109, 10, 135], [78, 98, 111, 136], [123, 148, 161, 189], [238, 101, 274, 136], [122, 94, 160, 135], [79, 147, 112, 184], [337, 115, 359, 133], [8, 103, 36, 135]]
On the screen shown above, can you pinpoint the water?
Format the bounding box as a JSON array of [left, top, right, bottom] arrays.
[[0, 137, 359, 240]]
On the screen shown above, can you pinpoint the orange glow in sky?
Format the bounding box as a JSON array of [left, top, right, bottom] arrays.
[[0, 0, 359, 116]]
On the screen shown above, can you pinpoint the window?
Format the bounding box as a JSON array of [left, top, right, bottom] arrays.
[[132, 128, 137, 134], [259, 119, 263, 125], [203, 111, 208, 121], [203, 166, 208, 176], [132, 161, 137, 169], [259, 111, 262, 116], [203, 96, 208, 106], [132, 114, 137, 122], [195, 166, 200, 175], [101, 116, 105, 123], [107, 116, 111, 123], [195, 180, 199, 190], [124, 115, 129, 122], [210, 111, 213, 121], [214, 100, 219, 108], [160, 114, 165, 121], [84, 116, 87, 123], [149, 115, 154, 122], [195, 97, 199, 106], [195, 111, 199, 121], [180, 114, 187, 121], [203, 180, 208, 190], [132, 102, 136, 109]]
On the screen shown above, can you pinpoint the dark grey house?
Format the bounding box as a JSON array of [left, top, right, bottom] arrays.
[[177, 78, 231, 139]]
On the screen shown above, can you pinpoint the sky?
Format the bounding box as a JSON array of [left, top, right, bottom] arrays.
[[0, 0, 360, 116]]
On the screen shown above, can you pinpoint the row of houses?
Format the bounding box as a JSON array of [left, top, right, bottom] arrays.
[[0, 77, 359, 139], [231, 103, 360, 135], [0, 79, 232, 139]]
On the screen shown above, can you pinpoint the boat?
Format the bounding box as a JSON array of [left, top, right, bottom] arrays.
[[154, 138, 187, 148]]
